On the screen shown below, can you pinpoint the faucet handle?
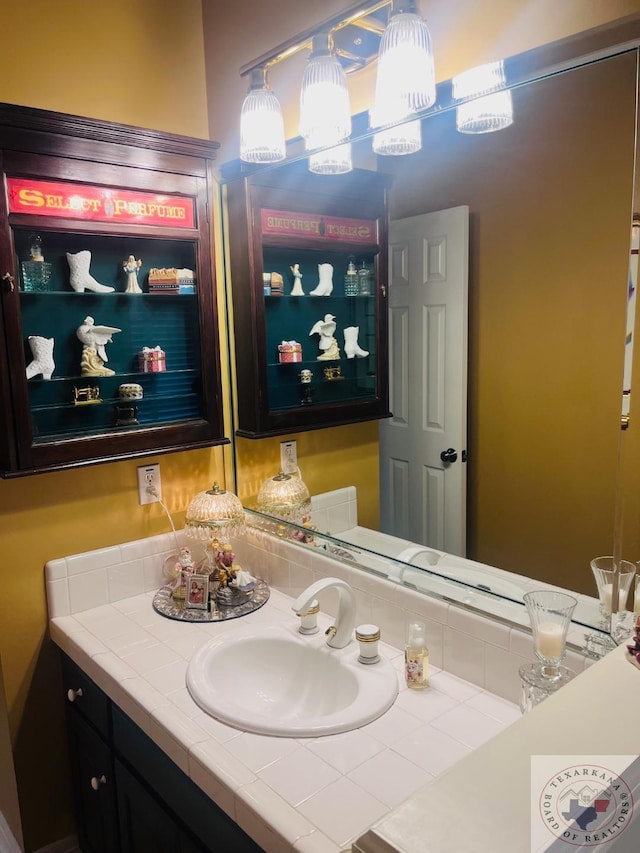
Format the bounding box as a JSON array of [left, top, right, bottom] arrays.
[[325, 625, 337, 641]]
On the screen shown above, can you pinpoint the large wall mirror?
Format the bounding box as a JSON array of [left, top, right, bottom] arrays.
[[219, 22, 640, 637]]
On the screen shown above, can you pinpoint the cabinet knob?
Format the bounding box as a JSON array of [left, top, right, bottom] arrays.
[[90, 775, 107, 791], [2, 272, 15, 293], [67, 687, 83, 703]]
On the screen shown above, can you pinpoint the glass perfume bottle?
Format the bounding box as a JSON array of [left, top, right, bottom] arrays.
[[344, 257, 358, 296], [405, 620, 429, 689], [357, 261, 371, 296], [21, 233, 53, 292]]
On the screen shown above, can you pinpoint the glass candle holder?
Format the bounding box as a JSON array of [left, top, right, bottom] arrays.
[[634, 574, 640, 618], [523, 590, 577, 681], [590, 556, 636, 618]]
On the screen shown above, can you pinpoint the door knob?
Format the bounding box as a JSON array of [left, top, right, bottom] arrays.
[[67, 688, 83, 703], [440, 448, 458, 464]]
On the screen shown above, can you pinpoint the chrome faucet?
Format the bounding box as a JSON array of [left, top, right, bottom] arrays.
[[292, 577, 356, 649]]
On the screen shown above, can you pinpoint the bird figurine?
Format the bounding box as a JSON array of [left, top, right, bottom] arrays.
[[77, 316, 121, 376], [309, 313, 341, 361]]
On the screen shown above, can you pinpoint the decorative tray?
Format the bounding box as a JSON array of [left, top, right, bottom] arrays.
[[152, 578, 270, 623]]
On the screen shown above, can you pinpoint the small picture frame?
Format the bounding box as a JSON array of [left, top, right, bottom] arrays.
[[186, 574, 209, 610]]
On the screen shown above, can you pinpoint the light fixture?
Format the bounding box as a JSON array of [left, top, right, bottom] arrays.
[[372, 117, 421, 156], [309, 141, 353, 174], [371, 0, 436, 130], [184, 482, 246, 541], [240, 66, 286, 163], [452, 60, 513, 134], [257, 470, 311, 523], [300, 33, 352, 151], [238, 2, 437, 171]]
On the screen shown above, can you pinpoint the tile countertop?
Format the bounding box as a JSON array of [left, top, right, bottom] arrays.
[[355, 642, 640, 853], [49, 586, 521, 853]]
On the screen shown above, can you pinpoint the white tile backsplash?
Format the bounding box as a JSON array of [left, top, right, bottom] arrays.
[[46, 525, 592, 709]]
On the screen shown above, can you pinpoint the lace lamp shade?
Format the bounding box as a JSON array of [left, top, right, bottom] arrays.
[[184, 482, 246, 542], [257, 471, 311, 523]]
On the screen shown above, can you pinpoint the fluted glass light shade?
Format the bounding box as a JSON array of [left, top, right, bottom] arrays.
[[452, 60, 513, 134], [372, 117, 421, 156], [299, 33, 351, 151], [309, 141, 353, 175], [240, 67, 286, 163], [257, 471, 311, 523], [184, 482, 246, 541], [371, 0, 436, 131]]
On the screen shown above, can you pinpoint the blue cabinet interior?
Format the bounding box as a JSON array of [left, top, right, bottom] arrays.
[[16, 229, 202, 441]]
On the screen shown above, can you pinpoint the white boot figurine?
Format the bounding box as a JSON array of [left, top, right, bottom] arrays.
[[344, 326, 369, 358], [310, 263, 334, 296], [67, 250, 114, 293], [25, 335, 55, 380]]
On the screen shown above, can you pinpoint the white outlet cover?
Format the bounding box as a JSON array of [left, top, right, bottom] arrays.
[[137, 464, 161, 505]]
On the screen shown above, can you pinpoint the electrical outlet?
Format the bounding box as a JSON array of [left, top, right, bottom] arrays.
[[280, 440, 297, 474], [137, 464, 161, 505]]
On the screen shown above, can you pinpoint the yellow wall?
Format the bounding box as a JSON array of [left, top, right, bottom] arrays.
[[0, 1, 638, 850], [0, 3, 229, 850]]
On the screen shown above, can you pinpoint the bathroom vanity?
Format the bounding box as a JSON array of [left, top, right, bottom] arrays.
[[62, 654, 260, 853], [47, 527, 620, 853]]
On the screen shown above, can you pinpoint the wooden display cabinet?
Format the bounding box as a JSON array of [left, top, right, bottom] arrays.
[[0, 103, 227, 476], [226, 162, 392, 438]]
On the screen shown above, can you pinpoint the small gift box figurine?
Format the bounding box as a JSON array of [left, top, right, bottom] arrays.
[[278, 340, 303, 363], [138, 345, 166, 373]]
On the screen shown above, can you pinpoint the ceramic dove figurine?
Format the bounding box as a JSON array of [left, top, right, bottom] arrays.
[[309, 313, 340, 360], [77, 316, 121, 376]]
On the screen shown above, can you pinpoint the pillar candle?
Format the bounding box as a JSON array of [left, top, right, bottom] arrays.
[[535, 621, 564, 659], [601, 583, 627, 615]]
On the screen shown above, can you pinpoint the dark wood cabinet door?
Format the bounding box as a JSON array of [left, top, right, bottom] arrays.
[[67, 710, 119, 853], [116, 759, 182, 853]]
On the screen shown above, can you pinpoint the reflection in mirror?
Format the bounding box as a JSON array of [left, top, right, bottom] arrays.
[[244, 507, 615, 657], [224, 38, 640, 637]]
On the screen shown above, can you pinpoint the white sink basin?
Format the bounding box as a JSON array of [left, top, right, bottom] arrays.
[[186, 623, 398, 737]]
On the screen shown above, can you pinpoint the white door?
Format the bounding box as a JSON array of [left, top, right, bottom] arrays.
[[379, 207, 469, 556]]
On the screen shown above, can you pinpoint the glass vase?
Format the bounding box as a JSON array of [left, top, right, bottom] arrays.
[[590, 556, 636, 618], [523, 589, 577, 681]]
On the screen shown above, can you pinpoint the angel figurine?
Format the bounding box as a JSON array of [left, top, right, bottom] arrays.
[[123, 255, 143, 294], [77, 315, 121, 376], [290, 263, 305, 296]]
